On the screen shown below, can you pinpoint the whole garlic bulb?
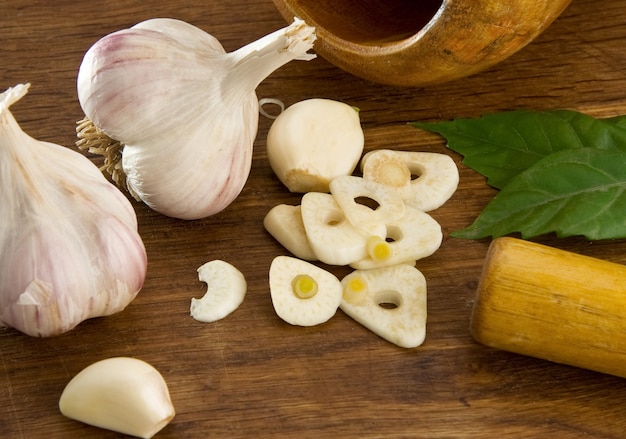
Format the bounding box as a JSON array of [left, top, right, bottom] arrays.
[[77, 18, 316, 220], [0, 84, 147, 337]]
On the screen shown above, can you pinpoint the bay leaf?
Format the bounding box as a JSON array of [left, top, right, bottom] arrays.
[[452, 147, 626, 240], [411, 110, 626, 189]]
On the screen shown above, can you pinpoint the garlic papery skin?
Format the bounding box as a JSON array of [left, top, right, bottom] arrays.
[[77, 17, 316, 220], [0, 84, 147, 337]]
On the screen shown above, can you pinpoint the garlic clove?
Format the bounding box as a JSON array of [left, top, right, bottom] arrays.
[[59, 357, 175, 439], [300, 191, 385, 266], [269, 256, 342, 326], [329, 175, 406, 236], [190, 260, 247, 323], [350, 205, 443, 270], [77, 18, 316, 220], [266, 98, 364, 193], [361, 149, 459, 212], [263, 204, 318, 261], [0, 84, 147, 337], [340, 265, 427, 348]]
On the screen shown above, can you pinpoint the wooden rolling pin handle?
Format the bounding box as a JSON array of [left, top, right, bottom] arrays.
[[470, 237, 626, 378]]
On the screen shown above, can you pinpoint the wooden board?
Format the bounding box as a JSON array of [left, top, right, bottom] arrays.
[[1, 0, 626, 437]]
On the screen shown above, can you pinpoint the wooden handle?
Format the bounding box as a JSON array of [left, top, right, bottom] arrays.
[[471, 237, 626, 378]]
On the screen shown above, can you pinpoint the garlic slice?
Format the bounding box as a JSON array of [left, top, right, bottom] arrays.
[[263, 204, 318, 261], [77, 18, 316, 220], [0, 84, 147, 337], [300, 192, 385, 266], [329, 175, 405, 236], [340, 265, 427, 348], [269, 256, 342, 326], [59, 357, 175, 438], [350, 205, 443, 270], [266, 98, 364, 193], [190, 260, 247, 323], [361, 149, 459, 212]]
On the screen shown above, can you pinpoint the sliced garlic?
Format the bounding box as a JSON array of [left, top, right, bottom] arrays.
[[0, 84, 147, 337], [59, 357, 175, 438], [329, 175, 406, 236], [263, 204, 318, 261], [300, 191, 385, 266], [340, 265, 427, 348], [361, 149, 459, 212], [269, 256, 342, 326], [266, 98, 364, 193], [350, 205, 443, 269], [190, 260, 247, 323]]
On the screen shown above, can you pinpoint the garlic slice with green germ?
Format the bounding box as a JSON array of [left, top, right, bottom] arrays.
[[76, 17, 316, 220], [300, 191, 385, 266], [59, 357, 175, 439], [0, 84, 147, 337], [269, 256, 342, 326], [341, 265, 427, 348], [360, 149, 459, 212]]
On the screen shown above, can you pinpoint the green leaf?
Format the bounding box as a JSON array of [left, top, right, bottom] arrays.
[[451, 148, 626, 240], [411, 110, 626, 189]]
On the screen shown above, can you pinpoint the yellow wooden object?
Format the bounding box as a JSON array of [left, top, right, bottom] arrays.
[[471, 237, 626, 378]]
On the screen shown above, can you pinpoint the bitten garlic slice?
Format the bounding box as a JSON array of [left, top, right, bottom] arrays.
[[300, 191, 385, 266], [340, 265, 427, 348], [329, 175, 405, 236], [361, 149, 459, 212], [59, 357, 175, 438], [350, 205, 443, 270], [266, 98, 364, 193], [263, 204, 317, 261], [191, 260, 247, 323], [269, 256, 342, 326]]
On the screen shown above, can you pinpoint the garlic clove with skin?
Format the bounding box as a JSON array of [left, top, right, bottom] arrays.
[[77, 18, 316, 220], [0, 84, 147, 337]]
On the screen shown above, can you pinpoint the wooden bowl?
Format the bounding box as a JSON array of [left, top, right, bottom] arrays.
[[272, 0, 572, 87]]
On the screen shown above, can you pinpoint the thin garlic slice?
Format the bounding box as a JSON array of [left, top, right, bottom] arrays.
[[263, 204, 318, 261], [266, 98, 364, 193], [269, 256, 342, 326], [300, 192, 385, 266], [329, 175, 405, 236], [59, 357, 175, 439], [350, 205, 443, 269], [340, 265, 427, 348], [190, 260, 247, 323], [361, 149, 459, 212]]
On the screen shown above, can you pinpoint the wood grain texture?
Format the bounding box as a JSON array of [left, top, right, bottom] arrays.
[[1, 0, 626, 437]]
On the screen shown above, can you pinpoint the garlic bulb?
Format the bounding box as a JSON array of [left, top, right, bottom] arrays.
[[77, 17, 316, 220], [0, 84, 147, 337]]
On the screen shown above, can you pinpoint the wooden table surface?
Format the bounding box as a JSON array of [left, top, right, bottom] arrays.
[[2, 1, 626, 437]]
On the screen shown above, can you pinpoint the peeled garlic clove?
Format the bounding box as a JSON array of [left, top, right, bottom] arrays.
[[361, 149, 459, 212], [300, 192, 385, 266], [341, 265, 427, 348], [77, 18, 316, 220], [350, 205, 443, 270], [266, 98, 364, 193], [329, 175, 405, 236], [0, 84, 147, 337], [190, 260, 247, 323], [269, 256, 342, 326], [59, 357, 175, 439], [263, 204, 318, 261]]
